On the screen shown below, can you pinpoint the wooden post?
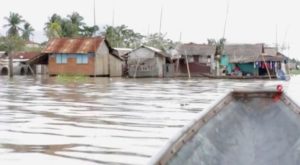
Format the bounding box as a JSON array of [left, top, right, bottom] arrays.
[[134, 57, 140, 78], [8, 52, 13, 78], [28, 64, 35, 76], [176, 59, 179, 77], [184, 50, 191, 78], [261, 53, 271, 80]]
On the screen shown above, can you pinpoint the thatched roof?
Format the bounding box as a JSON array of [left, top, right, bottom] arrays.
[[223, 44, 286, 63], [223, 44, 264, 63], [176, 43, 216, 56], [264, 47, 277, 56]]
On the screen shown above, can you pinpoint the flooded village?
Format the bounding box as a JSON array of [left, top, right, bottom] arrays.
[[1, 0, 300, 165]]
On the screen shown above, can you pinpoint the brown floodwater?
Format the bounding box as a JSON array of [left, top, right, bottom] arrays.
[[0, 75, 298, 165]]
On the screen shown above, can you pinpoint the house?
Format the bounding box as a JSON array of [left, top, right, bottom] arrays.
[[173, 43, 216, 76], [37, 37, 123, 77], [0, 52, 40, 75], [124, 45, 168, 78], [221, 44, 285, 77]]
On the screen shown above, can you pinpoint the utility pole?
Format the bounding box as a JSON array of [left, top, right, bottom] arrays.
[[159, 6, 163, 35], [93, 0, 96, 27], [276, 24, 278, 51], [222, 0, 230, 39], [112, 8, 115, 27]]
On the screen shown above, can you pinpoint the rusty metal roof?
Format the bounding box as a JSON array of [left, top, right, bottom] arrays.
[[11, 52, 41, 60], [42, 37, 104, 54]]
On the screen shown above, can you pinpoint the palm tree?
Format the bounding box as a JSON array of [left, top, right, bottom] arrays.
[[46, 22, 62, 39], [45, 14, 62, 29], [22, 22, 34, 41], [66, 12, 85, 37], [3, 12, 24, 36], [81, 25, 99, 37], [67, 12, 84, 27], [44, 14, 63, 39]]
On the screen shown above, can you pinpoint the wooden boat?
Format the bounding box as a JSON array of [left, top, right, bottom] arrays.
[[149, 90, 300, 165]]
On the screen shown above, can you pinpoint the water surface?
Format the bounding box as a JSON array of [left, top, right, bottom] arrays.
[[0, 76, 298, 165]]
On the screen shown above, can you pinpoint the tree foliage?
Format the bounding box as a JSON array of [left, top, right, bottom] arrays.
[[0, 36, 25, 53], [207, 38, 226, 55], [144, 33, 175, 51], [101, 25, 143, 48], [3, 12, 25, 37], [44, 12, 99, 39], [22, 22, 34, 40]]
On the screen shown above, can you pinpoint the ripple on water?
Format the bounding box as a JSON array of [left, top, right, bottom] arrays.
[[0, 76, 295, 164]]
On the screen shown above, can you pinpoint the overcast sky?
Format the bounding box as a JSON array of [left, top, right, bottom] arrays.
[[0, 0, 298, 59]]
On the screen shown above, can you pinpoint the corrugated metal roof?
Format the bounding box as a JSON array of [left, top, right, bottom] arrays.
[[42, 37, 104, 54], [11, 52, 41, 60]]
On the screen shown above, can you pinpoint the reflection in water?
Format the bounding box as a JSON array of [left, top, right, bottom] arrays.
[[0, 76, 298, 165]]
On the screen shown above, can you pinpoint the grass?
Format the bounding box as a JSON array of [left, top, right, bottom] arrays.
[[56, 74, 88, 83], [289, 69, 300, 75]]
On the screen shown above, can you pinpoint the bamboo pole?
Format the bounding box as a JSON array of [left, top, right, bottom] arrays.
[[261, 53, 271, 80]]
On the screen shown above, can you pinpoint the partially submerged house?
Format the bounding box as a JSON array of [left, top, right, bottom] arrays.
[[221, 44, 286, 77], [124, 45, 168, 78], [33, 37, 123, 77], [173, 43, 216, 76], [0, 52, 40, 75]]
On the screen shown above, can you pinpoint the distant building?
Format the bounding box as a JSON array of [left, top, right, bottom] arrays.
[[173, 43, 216, 76], [124, 45, 169, 78], [0, 52, 40, 75], [221, 44, 286, 77], [34, 37, 123, 77]]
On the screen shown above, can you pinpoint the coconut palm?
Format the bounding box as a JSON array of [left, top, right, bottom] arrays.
[[45, 14, 62, 29], [67, 12, 84, 27], [66, 12, 85, 37], [22, 22, 34, 41], [44, 14, 63, 39], [3, 12, 24, 36], [81, 25, 99, 37], [46, 22, 62, 39]]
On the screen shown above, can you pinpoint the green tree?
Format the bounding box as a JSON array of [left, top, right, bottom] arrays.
[[207, 38, 226, 55], [81, 25, 99, 37], [101, 25, 143, 48], [3, 12, 24, 37], [45, 22, 62, 39], [144, 33, 174, 51], [44, 14, 63, 39], [22, 22, 34, 41]]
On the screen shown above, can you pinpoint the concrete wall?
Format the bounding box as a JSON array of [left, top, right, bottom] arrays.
[[0, 61, 31, 75]]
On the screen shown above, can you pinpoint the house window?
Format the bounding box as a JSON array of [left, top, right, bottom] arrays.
[[56, 54, 68, 64], [76, 54, 88, 64]]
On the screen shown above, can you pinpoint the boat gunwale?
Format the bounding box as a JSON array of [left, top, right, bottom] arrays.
[[148, 90, 299, 165]]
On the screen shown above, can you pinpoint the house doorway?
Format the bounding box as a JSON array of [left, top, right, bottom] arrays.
[[1, 67, 8, 75]]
